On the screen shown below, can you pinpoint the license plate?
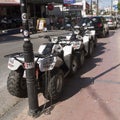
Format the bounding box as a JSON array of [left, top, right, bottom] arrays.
[[38, 56, 56, 72]]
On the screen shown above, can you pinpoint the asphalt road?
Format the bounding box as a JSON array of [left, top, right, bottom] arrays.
[[0, 29, 120, 120]]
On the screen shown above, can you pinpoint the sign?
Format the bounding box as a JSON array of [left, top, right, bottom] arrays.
[[47, 4, 54, 10], [63, 0, 76, 4], [113, 0, 118, 5], [113, 5, 118, 11]]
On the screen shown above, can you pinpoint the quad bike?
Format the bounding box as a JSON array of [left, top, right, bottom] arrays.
[[5, 36, 78, 101], [72, 24, 96, 58], [66, 23, 96, 56], [55, 24, 96, 67]]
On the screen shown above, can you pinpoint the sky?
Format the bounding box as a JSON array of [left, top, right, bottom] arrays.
[[86, 0, 111, 9]]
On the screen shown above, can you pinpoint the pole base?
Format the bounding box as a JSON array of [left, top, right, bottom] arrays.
[[28, 109, 41, 118]]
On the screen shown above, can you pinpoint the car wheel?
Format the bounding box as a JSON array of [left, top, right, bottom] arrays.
[[94, 36, 97, 47], [43, 69, 64, 100]]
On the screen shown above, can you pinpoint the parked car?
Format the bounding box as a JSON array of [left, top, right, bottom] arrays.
[[103, 15, 117, 29], [90, 16, 109, 37]]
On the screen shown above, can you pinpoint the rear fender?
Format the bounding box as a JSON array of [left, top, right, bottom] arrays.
[[8, 57, 23, 70], [38, 44, 46, 54]]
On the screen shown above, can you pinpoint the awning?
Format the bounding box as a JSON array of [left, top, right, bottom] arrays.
[[28, 0, 63, 4], [0, 0, 63, 5], [0, 0, 20, 5]]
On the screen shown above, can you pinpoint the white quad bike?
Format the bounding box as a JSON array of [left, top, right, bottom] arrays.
[[57, 24, 96, 67], [5, 36, 78, 100], [68, 23, 96, 54]]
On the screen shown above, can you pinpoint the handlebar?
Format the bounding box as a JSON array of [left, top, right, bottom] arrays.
[[4, 52, 24, 58], [34, 52, 59, 59]]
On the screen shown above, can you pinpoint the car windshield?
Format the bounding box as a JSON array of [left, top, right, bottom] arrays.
[[104, 17, 112, 22]]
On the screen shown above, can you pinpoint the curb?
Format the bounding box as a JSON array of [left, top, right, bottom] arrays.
[[30, 30, 71, 39]]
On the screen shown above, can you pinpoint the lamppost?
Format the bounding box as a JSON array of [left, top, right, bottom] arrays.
[[91, 0, 93, 15], [96, 0, 99, 15], [20, 0, 39, 117], [111, 0, 113, 15]]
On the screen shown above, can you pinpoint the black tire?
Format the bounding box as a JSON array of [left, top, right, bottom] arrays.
[[43, 69, 64, 100], [7, 70, 27, 98], [106, 30, 109, 37], [87, 40, 94, 57], [94, 36, 97, 47], [70, 55, 78, 75], [79, 50, 85, 67]]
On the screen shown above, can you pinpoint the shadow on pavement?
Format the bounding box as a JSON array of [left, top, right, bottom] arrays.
[[0, 34, 23, 44], [35, 38, 107, 117], [107, 30, 116, 38]]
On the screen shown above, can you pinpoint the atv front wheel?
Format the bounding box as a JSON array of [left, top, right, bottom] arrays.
[[43, 69, 64, 100], [7, 70, 27, 98], [87, 40, 94, 57], [79, 50, 85, 67]]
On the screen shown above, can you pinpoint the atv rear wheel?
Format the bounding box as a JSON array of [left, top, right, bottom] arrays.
[[79, 50, 85, 67], [94, 36, 97, 47], [43, 69, 64, 100], [7, 70, 27, 98], [70, 55, 78, 75], [87, 40, 94, 57]]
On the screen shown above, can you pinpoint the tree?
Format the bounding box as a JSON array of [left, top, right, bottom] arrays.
[[118, 2, 120, 13]]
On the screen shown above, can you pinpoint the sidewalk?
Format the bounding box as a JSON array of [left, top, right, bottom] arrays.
[[0, 29, 71, 43], [1, 29, 120, 120]]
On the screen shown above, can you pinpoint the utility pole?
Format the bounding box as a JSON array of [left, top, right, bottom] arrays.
[[91, 0, 93, 15], [111, 0, 113, 15], [20, 0, 39, 117], [96, 0, 99, 15]]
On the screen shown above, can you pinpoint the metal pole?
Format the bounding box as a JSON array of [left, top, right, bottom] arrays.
[[91, 0, 93, 15], [20, 0, 39, 117], [111, 0, 113, 15], [96, 0, 99, 15]]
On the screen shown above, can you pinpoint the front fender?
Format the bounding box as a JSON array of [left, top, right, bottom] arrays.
[[63, 45, 73, 69]]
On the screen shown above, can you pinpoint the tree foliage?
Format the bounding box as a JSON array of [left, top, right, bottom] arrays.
[[118, 2, 120, 13]]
